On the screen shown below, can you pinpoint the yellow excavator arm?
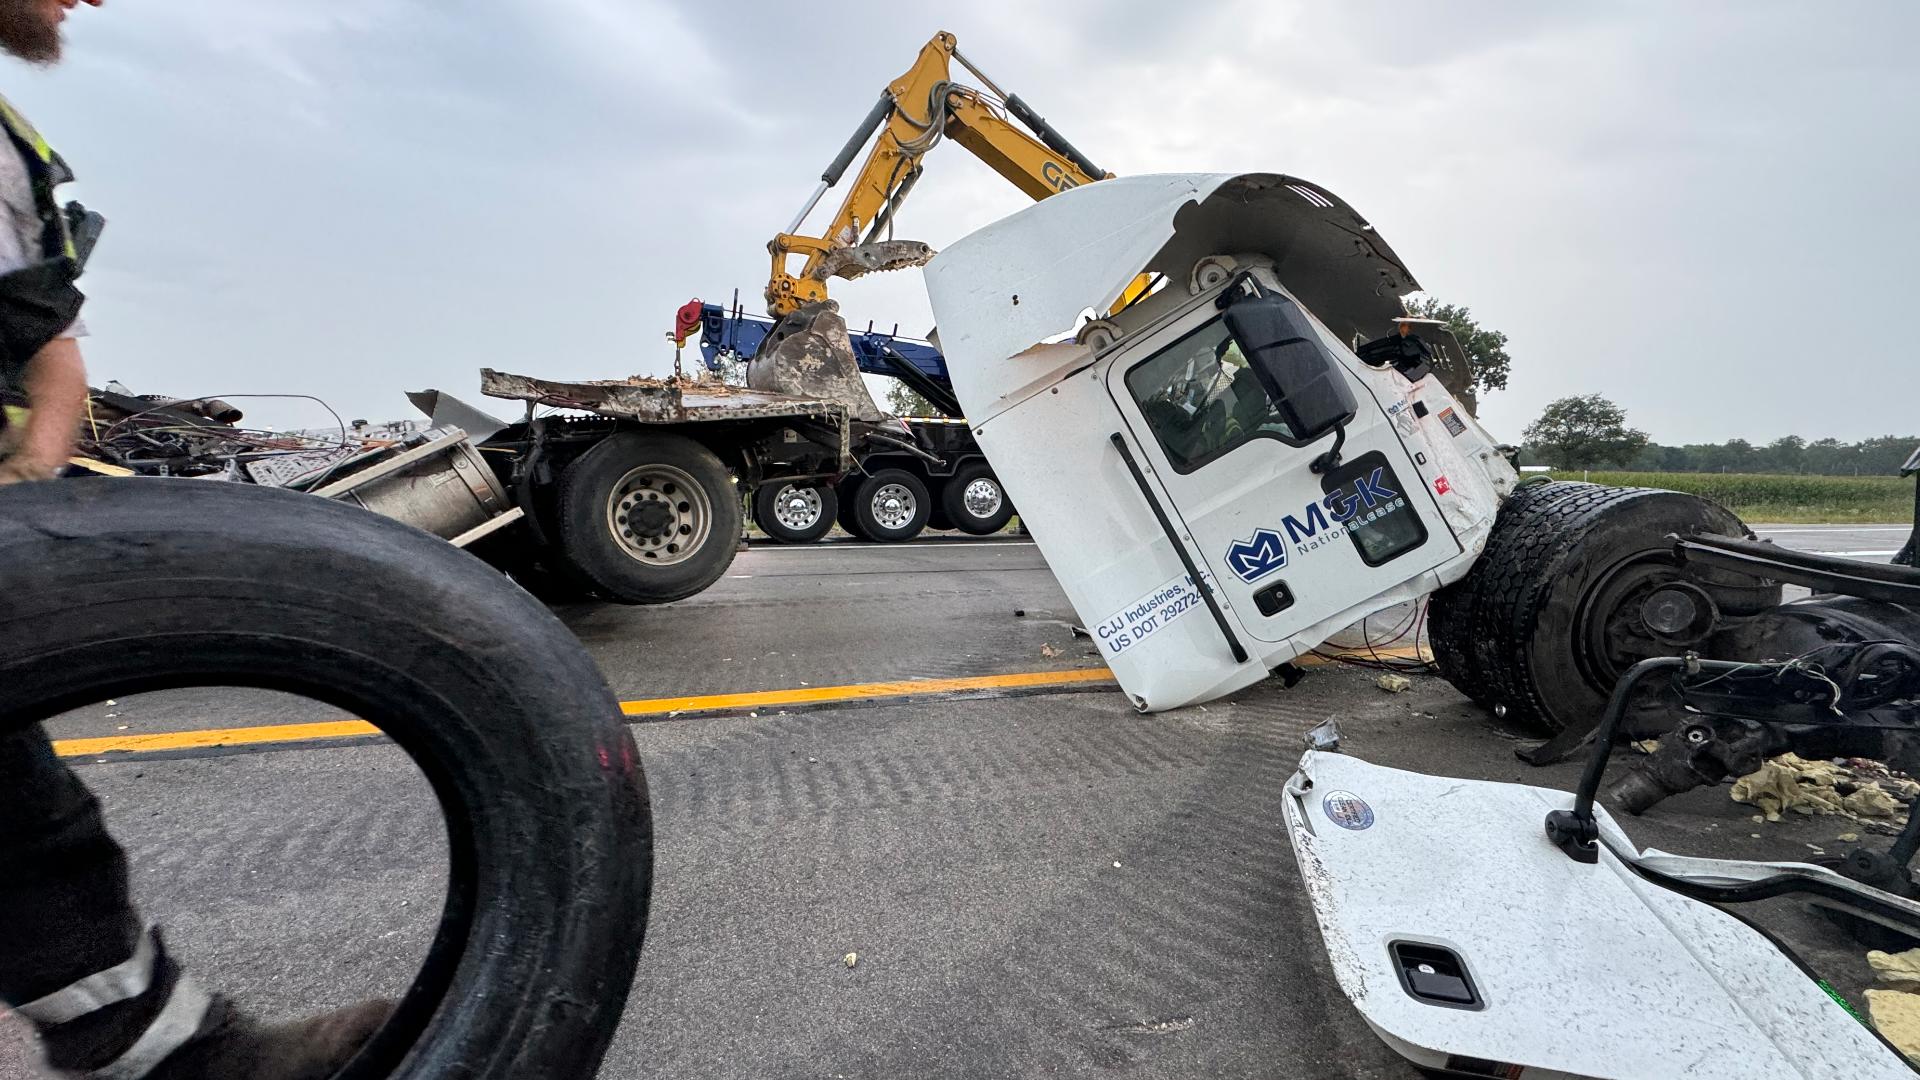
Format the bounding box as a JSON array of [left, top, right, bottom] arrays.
[[766, 31, 1146, 318]]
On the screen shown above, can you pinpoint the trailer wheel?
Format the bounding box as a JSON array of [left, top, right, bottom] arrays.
[[753, 482, 837, 544], [940, 463, 1014, 536], [1428, 481, 1596, 707], [834, 479, 869, 541], [927, 499, 956, 533], [552, 431, 741, 604], [1461, 483, 1779, 731], [852, 468, 931, 543], [0, 479, 650, 1080]]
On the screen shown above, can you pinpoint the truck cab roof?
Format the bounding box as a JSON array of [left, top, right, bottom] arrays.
[[926, 172, 1423, 427]]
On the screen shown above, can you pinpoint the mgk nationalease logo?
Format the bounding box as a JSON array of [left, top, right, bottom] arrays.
[[1223, 468, 1404, 584], [1224, 528, 1289, 583]]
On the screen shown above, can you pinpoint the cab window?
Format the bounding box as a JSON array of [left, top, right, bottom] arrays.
[[1124, 317, 1298, 473]]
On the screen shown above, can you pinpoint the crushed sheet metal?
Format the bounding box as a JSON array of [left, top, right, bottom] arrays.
[[479, 368, 850, 425]]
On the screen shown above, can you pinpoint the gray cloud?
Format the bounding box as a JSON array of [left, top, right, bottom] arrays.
[[7, 0, 1913, 444]]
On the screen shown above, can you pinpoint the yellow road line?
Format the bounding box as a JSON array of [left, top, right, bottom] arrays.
[[618, 667, 1114, 716], [51, 645, 1427, 759], [55, 719, 382, 758]]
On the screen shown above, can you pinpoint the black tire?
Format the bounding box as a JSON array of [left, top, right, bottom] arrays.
[[939, 462, 1015, 536], [927, 497, 956, 533], [834, 478, 869, 540], [1455, 482, 1779, 732], [554, 431, 741, 604], [0, 479, 650, 1080], [464, 525, 601, 604], [1428, 481, 1597, 707], [753, 481, 837, 544], [851, 468, 931, 543]]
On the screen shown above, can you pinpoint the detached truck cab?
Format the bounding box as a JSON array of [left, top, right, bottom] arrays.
[[926, 173, 1519, 711]]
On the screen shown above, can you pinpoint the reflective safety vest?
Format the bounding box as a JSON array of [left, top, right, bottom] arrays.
[[0, 93, 103, 388], [0, 93, 95, 266]]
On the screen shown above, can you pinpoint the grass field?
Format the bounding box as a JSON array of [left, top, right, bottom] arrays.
[[1546, 470, 1914, 524]]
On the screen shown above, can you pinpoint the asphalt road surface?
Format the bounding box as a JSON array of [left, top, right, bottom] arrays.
[[2, 523, 1911, 1078]]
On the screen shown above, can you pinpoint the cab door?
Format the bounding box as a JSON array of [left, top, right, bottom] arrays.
[[1103, 288, 1461, 645]]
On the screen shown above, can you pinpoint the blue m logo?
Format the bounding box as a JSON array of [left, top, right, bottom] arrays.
[[1224, 528, 1289, 584]]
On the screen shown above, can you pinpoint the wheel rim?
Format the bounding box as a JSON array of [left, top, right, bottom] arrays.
[[870, 483, 917, 531], [1572, 553, 1703, 693], [607, 463, 711, 565], [961, 477, 1003, 519], [771, 484, 823, 531]]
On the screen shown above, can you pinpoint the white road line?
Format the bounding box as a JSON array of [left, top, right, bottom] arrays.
[[752, 540, 1039, 551], [1757, 526, 1911, 534], [1812, 550, 1900, 557]]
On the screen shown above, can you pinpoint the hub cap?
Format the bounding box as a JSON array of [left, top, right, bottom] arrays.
[[870, 483, 917, 532], [607, 463, 711, 566], [772, 484, 823, 531], [961, 477, 1003, 519], [1576, 555, 1717, 690]]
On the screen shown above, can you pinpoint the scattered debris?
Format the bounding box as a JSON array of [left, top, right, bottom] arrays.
[[1841, 832, 1862, 842], [1096, 1016, 1196, 1036], [1871, 949, 1920, 990], [1375, 673, 1412, 694], [842, 952, 858, 969], [69, 382, 419, 484], [1869, 990, 1920, 1065], [1730, 753, 1915, 826], [1847, 786, 1903, 820], [1040, 643, 1061, 659], [1014, 610, 1026, 617], [1630, 739, 1661, 755]]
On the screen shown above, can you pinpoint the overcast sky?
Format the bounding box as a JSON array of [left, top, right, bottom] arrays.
[[9, 1, 1914, 442]]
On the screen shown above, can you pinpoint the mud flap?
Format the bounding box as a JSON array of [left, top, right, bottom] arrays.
[[1282, 750, 1913, 1078], [749, 301, 888, 423]]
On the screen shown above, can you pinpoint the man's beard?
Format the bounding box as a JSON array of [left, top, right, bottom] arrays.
[[0, 0, 61, 65]]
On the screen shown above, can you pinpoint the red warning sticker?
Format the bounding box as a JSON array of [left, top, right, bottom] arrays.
[[1434, 475, 1451, 495]]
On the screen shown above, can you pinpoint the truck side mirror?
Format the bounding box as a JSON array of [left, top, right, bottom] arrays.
[[1220, 290, 1358, 444]]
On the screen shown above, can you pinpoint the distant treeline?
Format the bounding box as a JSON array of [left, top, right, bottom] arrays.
[[1530, 436, 1918, 476]]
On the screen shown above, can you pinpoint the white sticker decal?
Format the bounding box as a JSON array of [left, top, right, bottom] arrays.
[[1322, 791, 1375, 831], [1093, 570, 1214, 659]]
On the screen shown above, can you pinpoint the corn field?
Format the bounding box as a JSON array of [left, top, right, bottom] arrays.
[[1549, 470, 1915, 524]]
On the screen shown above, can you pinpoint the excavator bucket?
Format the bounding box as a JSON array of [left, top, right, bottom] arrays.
[[749, 300, 889, 423]]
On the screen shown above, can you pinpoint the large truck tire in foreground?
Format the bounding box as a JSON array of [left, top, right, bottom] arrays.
[[0, 479, 652, 1079]]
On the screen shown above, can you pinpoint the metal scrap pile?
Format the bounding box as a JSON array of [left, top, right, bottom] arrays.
[[74, 384, 394, 487]]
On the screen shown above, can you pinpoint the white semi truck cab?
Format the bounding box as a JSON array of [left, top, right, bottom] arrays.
[[926, 173, 1519, 711]]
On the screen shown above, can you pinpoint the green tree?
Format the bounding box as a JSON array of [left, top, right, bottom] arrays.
[[1401, 296, 1512, 416], [884, 380, 936, 417], [1523, 394, 1650, 469]]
